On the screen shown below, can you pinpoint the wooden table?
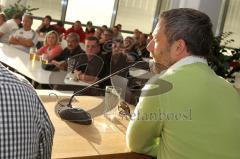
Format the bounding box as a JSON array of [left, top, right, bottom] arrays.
[[38, 91, 153, 159]]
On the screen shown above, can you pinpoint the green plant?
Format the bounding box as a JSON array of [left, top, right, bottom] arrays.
[[208, 32, 240, 79], [0, 0, 39, 19]]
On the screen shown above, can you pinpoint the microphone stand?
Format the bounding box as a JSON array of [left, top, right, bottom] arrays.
[[67, 61, 142, 107]]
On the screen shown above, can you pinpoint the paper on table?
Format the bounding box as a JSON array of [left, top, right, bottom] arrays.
[[64, 72, 89, 86]]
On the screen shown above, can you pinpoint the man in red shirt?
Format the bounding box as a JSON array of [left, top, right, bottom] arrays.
[[64, 20, 85, 43]]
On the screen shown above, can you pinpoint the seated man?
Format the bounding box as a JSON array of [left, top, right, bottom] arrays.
[[52, 20, 66, 35], [126, 8, 240, 159], [36, 15, 55, 48], [36, 15, 55, 35], [0, 63, 54, 158], [51, 32, 85, 70], [73, 36, 110, 87], [6, 13, 22, 32], [0, 13, 11, 43], [64, 21, 85, 43], [9, 14, 38, 53], [112, 25, 123, 41]]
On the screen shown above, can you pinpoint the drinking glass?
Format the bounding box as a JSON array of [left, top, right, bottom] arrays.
[[41, 54, 49, 64], [104, 86, 122, 121], [29, 47, 37, 61]]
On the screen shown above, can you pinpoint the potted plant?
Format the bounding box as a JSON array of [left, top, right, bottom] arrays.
[[0, 0, 38, 20], [208, 32, 240, 81]]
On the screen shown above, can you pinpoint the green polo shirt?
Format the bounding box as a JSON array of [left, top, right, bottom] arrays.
[[126, 62, 240, 159]]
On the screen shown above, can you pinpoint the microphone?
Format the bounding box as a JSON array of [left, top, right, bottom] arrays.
[[58, 61, 143, 125]]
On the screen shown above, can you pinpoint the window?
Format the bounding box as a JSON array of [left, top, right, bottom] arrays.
[[26, 0, 62, 19], [115, 0, 158, 33], [222, 0, 240, 48], [65, 0, 115, 26]]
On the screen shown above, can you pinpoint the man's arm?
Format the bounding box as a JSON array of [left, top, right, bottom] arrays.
[[126, 86, 163, 157], [16, 37, 34, 47], [8, 36, 20, 44], [51, 60, 67, 70], [79, 73, 99, 83], [73, 70, 99, 83], [9, 36, 34, 47]]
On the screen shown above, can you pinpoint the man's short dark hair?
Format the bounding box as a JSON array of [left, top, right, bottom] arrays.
[[86, 36, 100, 45], [105, 29, 113, 35], [44, 15, 52, 21], [12, 13, 23, 21], [113, 25, 119, 30], [161, 8, 213, 58]]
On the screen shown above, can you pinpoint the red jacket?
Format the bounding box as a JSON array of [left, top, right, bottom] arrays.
[[65, 27, 86, 43]]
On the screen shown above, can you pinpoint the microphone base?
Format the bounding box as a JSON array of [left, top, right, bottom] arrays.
[[58, 106, 92, 125]]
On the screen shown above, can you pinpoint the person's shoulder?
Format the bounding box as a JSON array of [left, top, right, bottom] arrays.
[[49, 25, 55, 29], [76, 45, 85, 53], [15, 28, 23, 32], [0, 22, 9, 31], [66, 27, 74, 32], [39, 45, 48, 51], [0, 65, 35, 92], [11, 28, 21, 35], [55, 44, 63, 50], [6, 19, 14, 25], [61, 47, 70, 55], [0, 22, 8, 28]]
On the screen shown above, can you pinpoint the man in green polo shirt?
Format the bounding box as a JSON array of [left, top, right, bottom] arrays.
[[126, 8, 240, 159]]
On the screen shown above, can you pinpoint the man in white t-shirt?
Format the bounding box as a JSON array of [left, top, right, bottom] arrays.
[[9, 14, 38, 53], [6, 13, 22, 33], [0, 13, 12, 43]]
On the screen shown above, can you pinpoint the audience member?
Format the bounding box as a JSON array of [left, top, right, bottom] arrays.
[[100, 29, 114, 58], [94, 27, 103, 39], [6, 13, 22, 32], [52, 21, 66, 35], [73, 36, 110, 87], [51, 33, 84, 70], [65, 20, 85, 43], [123, 36, 141, 61], [0, 13, 11, 43], [112, 25, 123, 41], [137, 33, 150, 58], [36, 15, 55, 35], [116, 24, 122, 31], [116, 24, 124, 38], [0, 63, 54, 158], [126, 8, 240, 159], [85, 21, 95, 38], [133, 28, 141, 42], [9, 14, 38, 53], [101, 25, 108, 32], [38, 30, 62, 61], [101, 29, 113, 43], [111, 39, 128, 76]]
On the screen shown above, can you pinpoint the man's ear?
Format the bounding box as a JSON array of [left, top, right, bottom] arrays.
[[173, 39, 189, 58], [176, 39, 186, 53]]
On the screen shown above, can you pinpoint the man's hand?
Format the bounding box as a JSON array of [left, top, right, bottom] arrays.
[[73, 70, 82, 81]]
